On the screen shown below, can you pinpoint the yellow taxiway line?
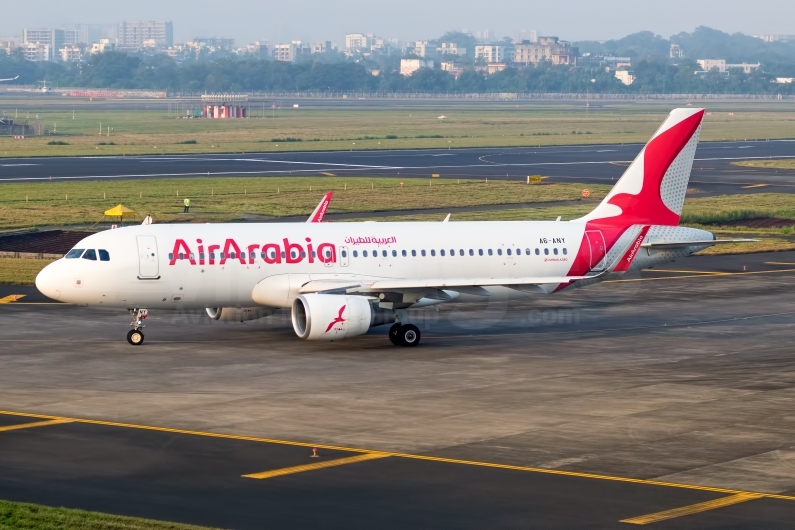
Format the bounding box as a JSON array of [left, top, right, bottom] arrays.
[[0, 295, 26, 304], [621, 493, 764, 525], [0, 419, 72, 432], [645, 269, 725, 275], [2, 409, 795, 503], [243, 452, 391, 480], [741, 184, 769, 189], [606, 268, 795, 283]]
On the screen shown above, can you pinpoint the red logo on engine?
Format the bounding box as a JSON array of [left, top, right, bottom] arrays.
[[325, 305, 346, 333]]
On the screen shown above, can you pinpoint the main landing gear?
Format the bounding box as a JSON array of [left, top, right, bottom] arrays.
[[127, 308, 148, 345], [389, 323, 421, 347]]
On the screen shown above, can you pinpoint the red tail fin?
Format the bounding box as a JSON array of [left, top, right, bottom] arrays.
[[579, 108, 704, 228]]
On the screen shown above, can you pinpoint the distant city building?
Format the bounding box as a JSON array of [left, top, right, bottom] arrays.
[[486, 63, 507, 75], [117, 21, 173, 49], [513, 30, 537, 43], [272, 42, 297, 62], [437, 42, 466, 56], [272, 41, 329, 61], [697, 59, 760, 74], [615, 70, 636, 85], [19, 42, 50, 62], [90, 39, 115, 54], [345, 33, 374, 52], [22, 28, 65, 60], [193, 37, 234, 49], [400, 58, 433, 76], [755, 34, 795, 43], [440, 60, 464, 77], [513, 36, 578, 66], [311, 41, 332, 54], [412, 41, 435, 57], [474, 30, 495, 41], [776, 77, 795, 83], [670, 43, 683, 58], [475, 45, 507, 63], [59, 43, 84, 62], [62, 24, 117, 45], [0, 39, 18, 56]]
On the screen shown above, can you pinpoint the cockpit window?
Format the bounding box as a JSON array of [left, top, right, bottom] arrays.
[[99, 249, 110, 261], [82, 249, 97, 261], [65, 249, 85, 259]]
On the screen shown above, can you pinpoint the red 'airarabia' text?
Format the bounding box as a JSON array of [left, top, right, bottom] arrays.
[[168, 238, 336, 266]]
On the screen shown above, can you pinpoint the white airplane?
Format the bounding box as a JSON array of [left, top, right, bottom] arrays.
[[36, 108, 751, 347]]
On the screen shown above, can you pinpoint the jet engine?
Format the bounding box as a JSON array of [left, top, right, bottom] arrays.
[[206, 307, 275, 322], [291, 293, 394, 340]]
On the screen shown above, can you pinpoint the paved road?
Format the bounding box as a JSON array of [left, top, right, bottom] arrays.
[[3, 253, 795, 527], [1, 140, 794, 195]]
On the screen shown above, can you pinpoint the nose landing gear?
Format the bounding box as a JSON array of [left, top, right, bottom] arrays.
[[127, 308, 148, 345]]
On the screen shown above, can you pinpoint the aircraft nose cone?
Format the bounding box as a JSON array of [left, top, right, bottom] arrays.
[[35, 262, 61, 301]]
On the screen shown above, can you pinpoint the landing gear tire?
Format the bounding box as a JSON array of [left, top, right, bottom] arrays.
[[127, 329, 144, 346], [398, 324, 421, 347], [388, 323, 403, 346]]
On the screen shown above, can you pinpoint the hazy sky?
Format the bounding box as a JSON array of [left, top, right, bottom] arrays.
[[5, 0, 794, 45]]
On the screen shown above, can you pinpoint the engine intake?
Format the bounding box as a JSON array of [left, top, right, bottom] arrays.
[[292, 293, 394, 340]]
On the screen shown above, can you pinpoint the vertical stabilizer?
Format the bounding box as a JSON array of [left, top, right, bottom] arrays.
[[578, 108, 704, 227]]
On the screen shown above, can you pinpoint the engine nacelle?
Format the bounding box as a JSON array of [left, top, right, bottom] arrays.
[[206, 307, 275, 322], [291, 293, 394, 340]]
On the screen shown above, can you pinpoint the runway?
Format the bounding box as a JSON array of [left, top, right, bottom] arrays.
[[3, 252, 795, 527], [2, 140, 795, 195]]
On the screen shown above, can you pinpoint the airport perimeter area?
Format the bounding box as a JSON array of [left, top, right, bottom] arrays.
[[3, 253, 795, 528]]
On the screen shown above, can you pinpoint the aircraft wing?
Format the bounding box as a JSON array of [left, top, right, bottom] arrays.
[[307, 192, 333, 223], [0, 76, 19, 82]]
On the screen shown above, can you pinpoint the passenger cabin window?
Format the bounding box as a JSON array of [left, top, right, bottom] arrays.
[[341, 250, 348, 258], [497, 249, 502, 256], [488, 249, 493, 256], [402, 250, 407, 257], [526, 249, 531, 255], [479, 249, 483, 256], [65, 249, 84, 259], [506, 249, 512, 256], [544, 248, 549, 255], [450, 249, 455, 256], [421, 250, 426, 257], [535, 248, 540, 255], [553, 248, 558, 255], [353, 250, 359, 257], [392, 250, 397, 257], [563, 248, 568, 255], [431, 250, 436, 256], [440, 249, 445, 256], [82, 249, 97, 261], [460, 249, 464, 256], [382, 250, 387, 257], [412, 250, 417, 257]]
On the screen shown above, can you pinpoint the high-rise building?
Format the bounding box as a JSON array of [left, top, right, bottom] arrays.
[[22, 28, 65, 60], [117, 21, 173, 49]]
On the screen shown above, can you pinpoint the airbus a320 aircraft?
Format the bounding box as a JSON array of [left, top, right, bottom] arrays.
[[36, 108, 749, 346]]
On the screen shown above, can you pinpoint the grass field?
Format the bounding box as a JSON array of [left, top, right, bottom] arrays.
[[732, 159, 795, 170], [0, 257, 55, 284], [0, 499, 216, 529], [3, 181, 795, 284], [1, 101, 795, 157], [0, 177, 610, 231]]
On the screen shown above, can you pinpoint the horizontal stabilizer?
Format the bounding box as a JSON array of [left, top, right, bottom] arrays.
[[642, 239, 758, 249]]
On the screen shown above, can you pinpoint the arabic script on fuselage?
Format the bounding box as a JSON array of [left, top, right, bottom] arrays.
[[344, 236, 397, 246]]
